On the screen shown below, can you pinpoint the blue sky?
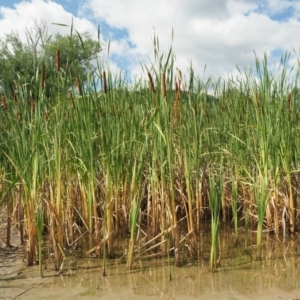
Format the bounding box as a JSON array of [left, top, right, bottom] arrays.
[[0, 0, 300, 84], [1, 0, 79, 16]]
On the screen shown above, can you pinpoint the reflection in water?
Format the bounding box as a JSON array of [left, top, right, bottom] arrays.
[[5, 231, 300, 300]]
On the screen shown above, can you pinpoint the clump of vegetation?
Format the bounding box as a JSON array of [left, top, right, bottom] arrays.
[[1, 22, 300, 272]]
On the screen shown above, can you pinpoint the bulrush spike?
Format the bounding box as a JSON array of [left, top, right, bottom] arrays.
[[69, 92, 75, 109], [111, 104, 115, 116], [172, 81, 180, 126], [103, 71, 107, 94], [287, 93, 291, 120], [175, 81, 180, 98], [30, 98, 35, 112], [1, 96, 7, 110], [76, 77, 82, 96], [176, 68, 182, 89], [13, 81, 18, 100], [147, 71, 156, 94], [176, 68, 188, 95], [253, 92, 259, 106], [56, 49, 61, 71], [287, 93, 291, 111], [176, 81, 180, 105], [44, 110, 49, 121], [40, 64, 45, 88], [162, 72, 166, 97], [16, 111, 21, 123]]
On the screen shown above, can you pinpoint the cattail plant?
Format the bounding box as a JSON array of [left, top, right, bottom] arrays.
[[208, 168, 223, 271], [126, 134, 148, 269], [35, 203, 44, 277], [231, 175, 239, 242], [253, 168, 269, 260]]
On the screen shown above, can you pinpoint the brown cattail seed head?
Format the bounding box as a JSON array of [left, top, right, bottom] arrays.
[[161, 73, 166, 97], [30, 98, 35, 112], [40, 64, 45, 88], [56, 50, 60, 71], [44, 111, 49, 121], [176, 68, 182, 89], [102, 71, 107, 94], [147, 71, 156, 94], [175, 81, 180, 102], [287, 93, 291, 111], [69, 92, 75, 109], [254, 92, 259, 106], [16, 111, 21, 123], [76, 77, 82, 96], [1, 96, 7, 110]]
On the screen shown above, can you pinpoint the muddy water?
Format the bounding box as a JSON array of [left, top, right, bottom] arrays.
[[1, 230, 300, 300]]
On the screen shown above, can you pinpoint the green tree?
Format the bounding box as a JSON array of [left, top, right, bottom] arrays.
[[0, 32, 35, 97], [0, 21, 101, 99]]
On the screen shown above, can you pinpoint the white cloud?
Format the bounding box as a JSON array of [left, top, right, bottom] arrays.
[[0, 0, 97, 40], [1, 0, 300, 88], [83, 0, 300, 85]]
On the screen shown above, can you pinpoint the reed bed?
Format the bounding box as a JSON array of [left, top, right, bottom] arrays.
[[1, 29, 300, 273]]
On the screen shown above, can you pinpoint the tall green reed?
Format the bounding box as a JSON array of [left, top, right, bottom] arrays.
[[1, 26, 300, 274], [35, 203, 44, 277], [208, 166, 223, 271]]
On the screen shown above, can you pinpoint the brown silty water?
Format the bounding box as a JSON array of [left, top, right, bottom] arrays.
[[1, 205, 300, 300]]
